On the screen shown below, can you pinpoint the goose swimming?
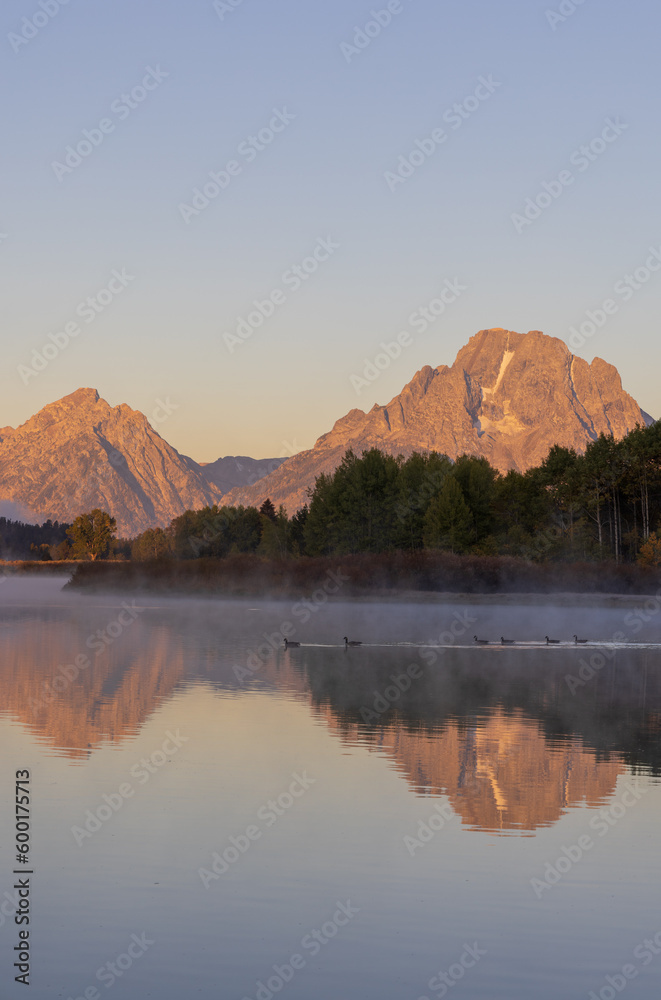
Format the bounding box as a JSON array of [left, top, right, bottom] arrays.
[[283, 638, 301, 648], [500, 637, 515, 645], [573, 635, 588, 644], [343, 637, 362, 647], [545, 636, 560, 644], [473, 636, 490, 644]]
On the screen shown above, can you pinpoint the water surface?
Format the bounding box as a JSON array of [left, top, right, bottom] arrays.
[[1, 578, 660, 999]]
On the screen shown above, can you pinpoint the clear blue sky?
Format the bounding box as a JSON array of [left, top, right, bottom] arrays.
[[1, 0, 659, 461]]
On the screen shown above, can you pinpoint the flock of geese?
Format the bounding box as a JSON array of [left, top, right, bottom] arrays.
[[283, 636, 592, 649], [283, 637, 362, 648], [475, 635, 589, 645]]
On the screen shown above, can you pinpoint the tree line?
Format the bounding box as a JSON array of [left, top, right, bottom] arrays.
[[125, 422, 661, 566], [5, 422, 661, 565], [0, 510, 116, 562], [0, 517, 70, 560]]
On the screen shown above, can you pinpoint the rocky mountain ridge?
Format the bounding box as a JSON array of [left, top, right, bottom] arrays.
[[0, 330, 652, 532], [0, 389, 222, 536], [224, 328, 652, 512]]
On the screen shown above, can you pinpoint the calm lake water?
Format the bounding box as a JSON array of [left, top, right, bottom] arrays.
[[1, 577, 660, 1000]]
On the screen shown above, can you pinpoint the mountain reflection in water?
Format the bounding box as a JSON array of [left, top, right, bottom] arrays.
[[1, 594, 658, 837]]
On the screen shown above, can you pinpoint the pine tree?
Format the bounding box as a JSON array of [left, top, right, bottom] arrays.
[[259, 498, 277, 523], [422, 476, 473, 553]]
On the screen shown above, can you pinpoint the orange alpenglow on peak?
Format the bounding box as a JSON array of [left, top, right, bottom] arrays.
[[224, 328, 652, 512], [0, 330, 652, 530], [0, 389, 224, 536]]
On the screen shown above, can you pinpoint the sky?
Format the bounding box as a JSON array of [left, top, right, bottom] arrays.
[[1, 0, 659, 461]]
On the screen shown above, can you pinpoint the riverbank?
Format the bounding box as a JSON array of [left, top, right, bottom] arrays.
[[1, 560, 80, 576], [63, 553, 661, 601]]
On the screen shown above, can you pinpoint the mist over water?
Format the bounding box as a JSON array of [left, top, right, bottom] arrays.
[[1, 578, 660, 999]]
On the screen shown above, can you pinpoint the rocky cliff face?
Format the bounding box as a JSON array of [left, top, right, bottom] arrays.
[[224, 329, 651, 512], [0, 388, 223, 536]]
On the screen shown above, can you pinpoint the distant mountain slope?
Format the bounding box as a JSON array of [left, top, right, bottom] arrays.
[[197, 455, 286, 493], [224, 328, 652, 512], [0, 388, 223, 536]]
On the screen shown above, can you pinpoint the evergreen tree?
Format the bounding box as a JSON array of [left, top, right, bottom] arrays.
[[290, 504, 308, 555], [394, 451, 452, 549], [452, 455, 498, 543], [422, 476, 473, 553], [259, 498, 277, 523]]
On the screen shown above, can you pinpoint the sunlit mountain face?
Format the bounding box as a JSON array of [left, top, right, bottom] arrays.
[[223, 328, 652, 512], [1, 330, 651, 532]]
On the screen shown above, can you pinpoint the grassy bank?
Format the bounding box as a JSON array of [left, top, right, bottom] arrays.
[[1, 560, 80, 576], [64, 552, 661, 599]]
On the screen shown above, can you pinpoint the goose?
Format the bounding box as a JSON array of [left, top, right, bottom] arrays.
[[500, 637, 515, 645], [283, 638, 300, 648], [573, 635, 588, 644], [473, 636, 490, 645], [343, 636, 362, 647], [545, 636, 560, 644]]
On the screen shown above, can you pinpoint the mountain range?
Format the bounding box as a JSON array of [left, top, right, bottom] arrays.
[[0, 329, 652, 536]]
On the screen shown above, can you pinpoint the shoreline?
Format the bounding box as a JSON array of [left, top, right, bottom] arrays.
[[5, 557, 660, 609]]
